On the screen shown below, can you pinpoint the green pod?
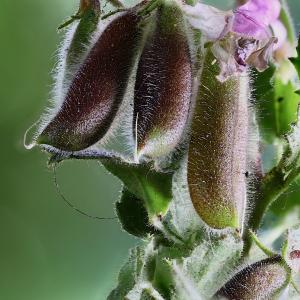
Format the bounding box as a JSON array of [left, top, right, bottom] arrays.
[[133, 1, 193, 160], [37, 11, 142, 151], [187, 49, 249, 229], [216, 256, 290, 299]]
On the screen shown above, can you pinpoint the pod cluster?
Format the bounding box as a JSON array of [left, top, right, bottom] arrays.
[[37, 0, 193, 155], [34, 0, 252, 232]]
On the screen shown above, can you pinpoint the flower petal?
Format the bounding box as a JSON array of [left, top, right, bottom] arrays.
[[182, 3, 233, 41], [233, 0, 281, 39], [246, 37, 278, 71]]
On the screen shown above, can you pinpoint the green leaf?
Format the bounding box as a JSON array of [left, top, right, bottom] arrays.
[[285, 224, 300, 273], [108, 246, 145, 300], [116, 188, 155, 238], [170, 261, 204, 300], [289, 36, 300, 79], [283, 105, 300, 170], [179, 234, 243, 298], [103, 159, 173, 220], [164, 158, 202, 239], [48, 148, 173, 220], [255, 68, 300, 143], [270, 178, 300, 217]]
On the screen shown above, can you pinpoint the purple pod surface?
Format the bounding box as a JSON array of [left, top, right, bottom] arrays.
[[38, 11, 142, 151], [216, 256, 289, 300], [133, 2, 193, 160]]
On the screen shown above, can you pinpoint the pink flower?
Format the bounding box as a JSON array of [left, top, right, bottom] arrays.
[[233, 0, 281, 39], [183, 0, 287, 80]]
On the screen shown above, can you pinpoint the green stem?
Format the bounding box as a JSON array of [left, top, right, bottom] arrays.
[[58, 15, 81, 30], [138, 0, 161, 16], [101, 8, 126, 20], [280, 0, 296, 44], [249, 230, 276, 257], [243, 164, 300, 254]]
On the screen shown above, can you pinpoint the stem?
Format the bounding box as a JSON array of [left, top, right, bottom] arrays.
[[243, 164, 300, 254], [101, 8, 127, 20], [138, 0, 161, 16], [249, 230, 276, 257]]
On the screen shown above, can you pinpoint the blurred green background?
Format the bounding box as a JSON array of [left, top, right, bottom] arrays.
[[0, 0, 299, 299]]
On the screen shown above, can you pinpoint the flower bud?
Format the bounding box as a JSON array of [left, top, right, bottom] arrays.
[[216, 256, 290, 299], [37, 11, 142, 151], [187, 49, 249, 229], [133, 1, 193, 160]]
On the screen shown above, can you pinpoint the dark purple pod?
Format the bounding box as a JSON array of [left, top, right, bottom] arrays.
[[216, 256, 290, 300], [133, 2, 193, 160], [38, 11, 142, 151]]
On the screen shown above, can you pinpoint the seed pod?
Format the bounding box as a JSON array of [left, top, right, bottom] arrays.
[[216, 256, 290, 299], [133, 1, 193, 160], [37, 11, 142, 151], [187, 49, 249, 229]]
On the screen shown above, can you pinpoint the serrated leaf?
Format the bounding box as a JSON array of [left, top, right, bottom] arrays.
[[116, 188, 155, 238], [170, 261, 203, 300], [108, 246, 145, 300]]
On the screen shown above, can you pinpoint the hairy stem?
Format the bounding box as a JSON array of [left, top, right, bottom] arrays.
[[244, 163, 300, 254]]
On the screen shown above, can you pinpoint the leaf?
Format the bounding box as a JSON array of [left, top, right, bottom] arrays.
[[103, 158, 173, 220], [164, 157, 202, 239], [110, 240, 161, 300], [285, 224, 300, 273], [284, 105, 300, 169], [116, 188, 155, 238], [170, 261, 204, 300], [180, 234, 243, 298], [48, 148, 173, 220], [289, 35, 300, 79], [254, 67, 300, 143], [107, 246, 145, 300]]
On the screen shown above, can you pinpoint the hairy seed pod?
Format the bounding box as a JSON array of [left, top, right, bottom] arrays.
[[37, 11, 142, 151], [187, 49, 249, 229], [216, 256, 290, 299], [54, 0, 101, 113], [133, 1, 193, 160]]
